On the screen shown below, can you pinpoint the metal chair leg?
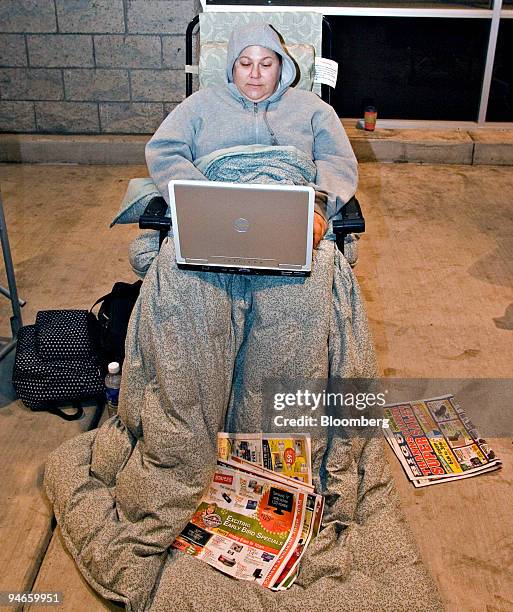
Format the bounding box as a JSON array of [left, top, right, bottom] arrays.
[[0, 189, 25, 359]]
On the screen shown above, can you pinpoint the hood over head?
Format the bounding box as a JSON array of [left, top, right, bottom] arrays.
[[226, 23, 297, 101]]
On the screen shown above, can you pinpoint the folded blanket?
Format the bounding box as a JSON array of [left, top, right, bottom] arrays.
[[110, 177, 160, 227], [195, 144, 316, 185], [112, 145, 316, 227]]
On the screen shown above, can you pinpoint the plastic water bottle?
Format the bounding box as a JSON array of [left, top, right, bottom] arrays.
[[105, 361, 121, 417]]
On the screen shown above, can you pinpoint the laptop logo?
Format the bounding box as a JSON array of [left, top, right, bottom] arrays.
[[234, 217, 250, 233]]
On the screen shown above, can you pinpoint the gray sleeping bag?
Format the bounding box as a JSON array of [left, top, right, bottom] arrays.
[[44, 232, 442, 611]]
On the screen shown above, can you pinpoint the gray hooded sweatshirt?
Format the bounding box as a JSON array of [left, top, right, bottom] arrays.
[[145, 23, 357, 223]]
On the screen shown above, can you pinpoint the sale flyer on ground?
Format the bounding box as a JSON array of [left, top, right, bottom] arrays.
[[384, 394, 501, 487]]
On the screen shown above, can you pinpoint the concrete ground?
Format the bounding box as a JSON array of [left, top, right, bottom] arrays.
[[0, 161, 512, 611]]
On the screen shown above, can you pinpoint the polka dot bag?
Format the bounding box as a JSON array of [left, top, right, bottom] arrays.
[[12, 310, 104, 420]]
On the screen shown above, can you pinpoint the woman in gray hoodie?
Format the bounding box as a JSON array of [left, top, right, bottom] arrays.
[[135, 22, 376, 434]]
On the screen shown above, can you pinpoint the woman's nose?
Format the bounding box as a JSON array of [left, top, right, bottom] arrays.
[[249, 63, 261, 78]]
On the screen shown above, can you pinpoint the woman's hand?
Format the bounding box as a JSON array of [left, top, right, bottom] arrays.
[[313, 211, 328, 249]]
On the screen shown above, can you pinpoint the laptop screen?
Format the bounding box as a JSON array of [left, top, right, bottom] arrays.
[[169, 180, 314, 274]]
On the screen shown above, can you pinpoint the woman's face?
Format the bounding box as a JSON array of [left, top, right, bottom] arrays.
[[233, 45, 281, 103]]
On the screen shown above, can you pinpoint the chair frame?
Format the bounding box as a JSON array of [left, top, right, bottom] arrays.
[[0, 190, 25, 359]]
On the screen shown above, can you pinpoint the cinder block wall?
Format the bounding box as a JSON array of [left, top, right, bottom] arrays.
[[0, 0, 200, 134]]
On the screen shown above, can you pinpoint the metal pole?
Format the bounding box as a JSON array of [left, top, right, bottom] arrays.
[[186, 16, 200, 98], [0, 190, 23, 356], [478, 0, 503, 124], [0, 284, 26, 306]]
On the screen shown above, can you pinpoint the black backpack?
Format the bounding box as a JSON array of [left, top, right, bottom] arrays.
[[92, 280, 142, 370]]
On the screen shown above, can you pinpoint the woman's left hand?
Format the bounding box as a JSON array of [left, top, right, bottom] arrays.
[[313, 212, 328, 249]]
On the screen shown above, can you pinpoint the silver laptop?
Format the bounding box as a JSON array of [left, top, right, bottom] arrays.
[[168, 180, 315, 276]]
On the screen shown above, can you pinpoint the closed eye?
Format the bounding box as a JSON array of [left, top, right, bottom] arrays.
[[238, 61, 275, 68]]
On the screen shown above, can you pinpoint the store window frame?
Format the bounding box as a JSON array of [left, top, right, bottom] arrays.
[[201, 0, 513, 127]]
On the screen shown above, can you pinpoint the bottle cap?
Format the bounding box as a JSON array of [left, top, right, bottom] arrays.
[[108, 362, 120, 374]]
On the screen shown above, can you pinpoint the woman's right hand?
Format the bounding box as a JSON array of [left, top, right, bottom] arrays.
[[313, 211, 328, 249]]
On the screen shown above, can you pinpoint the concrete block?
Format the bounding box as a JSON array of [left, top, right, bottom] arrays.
[[0, 34, 28, 67], [0, 133, 148, 163], [127, 1, 196, 35], [163, 102, 178, 116], [162, 36, 185, 70], [350, 139, 404, 163], [351, 138, 474, 164], [27, 34, 94, 68], [100, 102, 164, 133], [0, 0, 56, 33], [131, 69, 184, 102], [0, 68, 63, 100], [64, 69, 129, 101], [347, 126, 474, 164], [473, 143, 513, 165], [55, 0, 125, 34], [94, 35, 161, 69], [35, 101, 100, 133], [0, 101, 35, 131], [469, 130, 513, 165], [404, 142, 473, 165]]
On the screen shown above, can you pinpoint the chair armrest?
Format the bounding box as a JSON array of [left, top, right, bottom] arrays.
[[138, 196, 172, 248], [332, 196, 365, 255], [138, 196, 171, 231]]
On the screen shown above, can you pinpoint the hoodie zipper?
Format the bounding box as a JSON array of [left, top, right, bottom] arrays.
[[253, 103, 259, 143], [248, 99, 278, 145]]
